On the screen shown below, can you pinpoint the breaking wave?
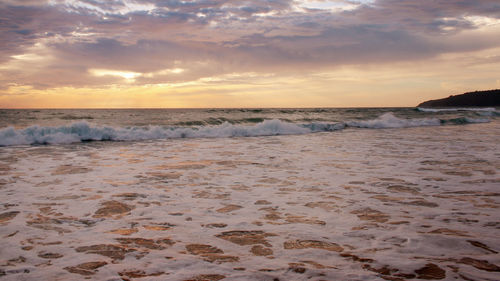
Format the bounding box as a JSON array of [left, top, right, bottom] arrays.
[[346, 112, 441, 128], [0, 113, 490, 146], [0, 120, 310, 146]]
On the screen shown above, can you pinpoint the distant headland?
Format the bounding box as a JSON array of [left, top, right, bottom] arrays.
[[418, 89, 500, 107]]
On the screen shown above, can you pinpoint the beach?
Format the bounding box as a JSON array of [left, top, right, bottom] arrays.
[[0, 108, 499, 280]]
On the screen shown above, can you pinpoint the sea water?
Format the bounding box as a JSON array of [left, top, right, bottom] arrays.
[[0, 108, 499, 280]]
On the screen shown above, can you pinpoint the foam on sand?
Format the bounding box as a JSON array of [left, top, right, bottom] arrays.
[[0, 119, 499, 280]]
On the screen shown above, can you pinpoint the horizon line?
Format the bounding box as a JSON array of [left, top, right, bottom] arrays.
[[0, 106, 418, 110]]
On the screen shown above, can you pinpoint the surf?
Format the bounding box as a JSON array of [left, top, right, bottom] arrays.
[[0, 113, 491, 146]]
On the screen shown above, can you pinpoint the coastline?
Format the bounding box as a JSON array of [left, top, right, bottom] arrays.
[[1, 121, 499, 280]]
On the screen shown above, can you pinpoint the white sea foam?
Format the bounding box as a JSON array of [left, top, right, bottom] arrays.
[[1, 116, 499, 280], [0, 113, 490, 146], [346, 112, 441, 128], [0, 120, 310, 146]]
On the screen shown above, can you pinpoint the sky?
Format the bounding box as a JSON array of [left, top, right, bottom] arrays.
[[0, 0, 499, 108]]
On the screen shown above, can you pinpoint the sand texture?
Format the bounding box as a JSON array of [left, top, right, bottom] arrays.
[[0, 122, 499, 280]]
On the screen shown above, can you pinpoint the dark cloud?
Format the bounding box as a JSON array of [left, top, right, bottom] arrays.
[[352, 0, 500, 34], [52, 38, 198, 72], [0, 3, 92, 62]]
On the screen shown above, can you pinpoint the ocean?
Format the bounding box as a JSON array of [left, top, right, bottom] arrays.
[[0, 107, 499, 280]]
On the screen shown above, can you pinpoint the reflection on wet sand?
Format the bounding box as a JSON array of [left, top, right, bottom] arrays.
[[0, 123, 499, 280]]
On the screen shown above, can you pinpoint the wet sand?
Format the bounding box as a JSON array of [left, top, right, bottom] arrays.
[[0, 123, 499, 280]]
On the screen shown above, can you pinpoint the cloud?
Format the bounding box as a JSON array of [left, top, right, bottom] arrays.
[[1, 0, 500, 92], [351, 0, 500, 34]]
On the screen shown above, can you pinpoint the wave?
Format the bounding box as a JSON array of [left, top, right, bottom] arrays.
[[441, 117, 490, 125], [0, 113, 490, 146], [346, 112, 441, 128], [0, 120, 310, 146], [174, 117, 266, 126]]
